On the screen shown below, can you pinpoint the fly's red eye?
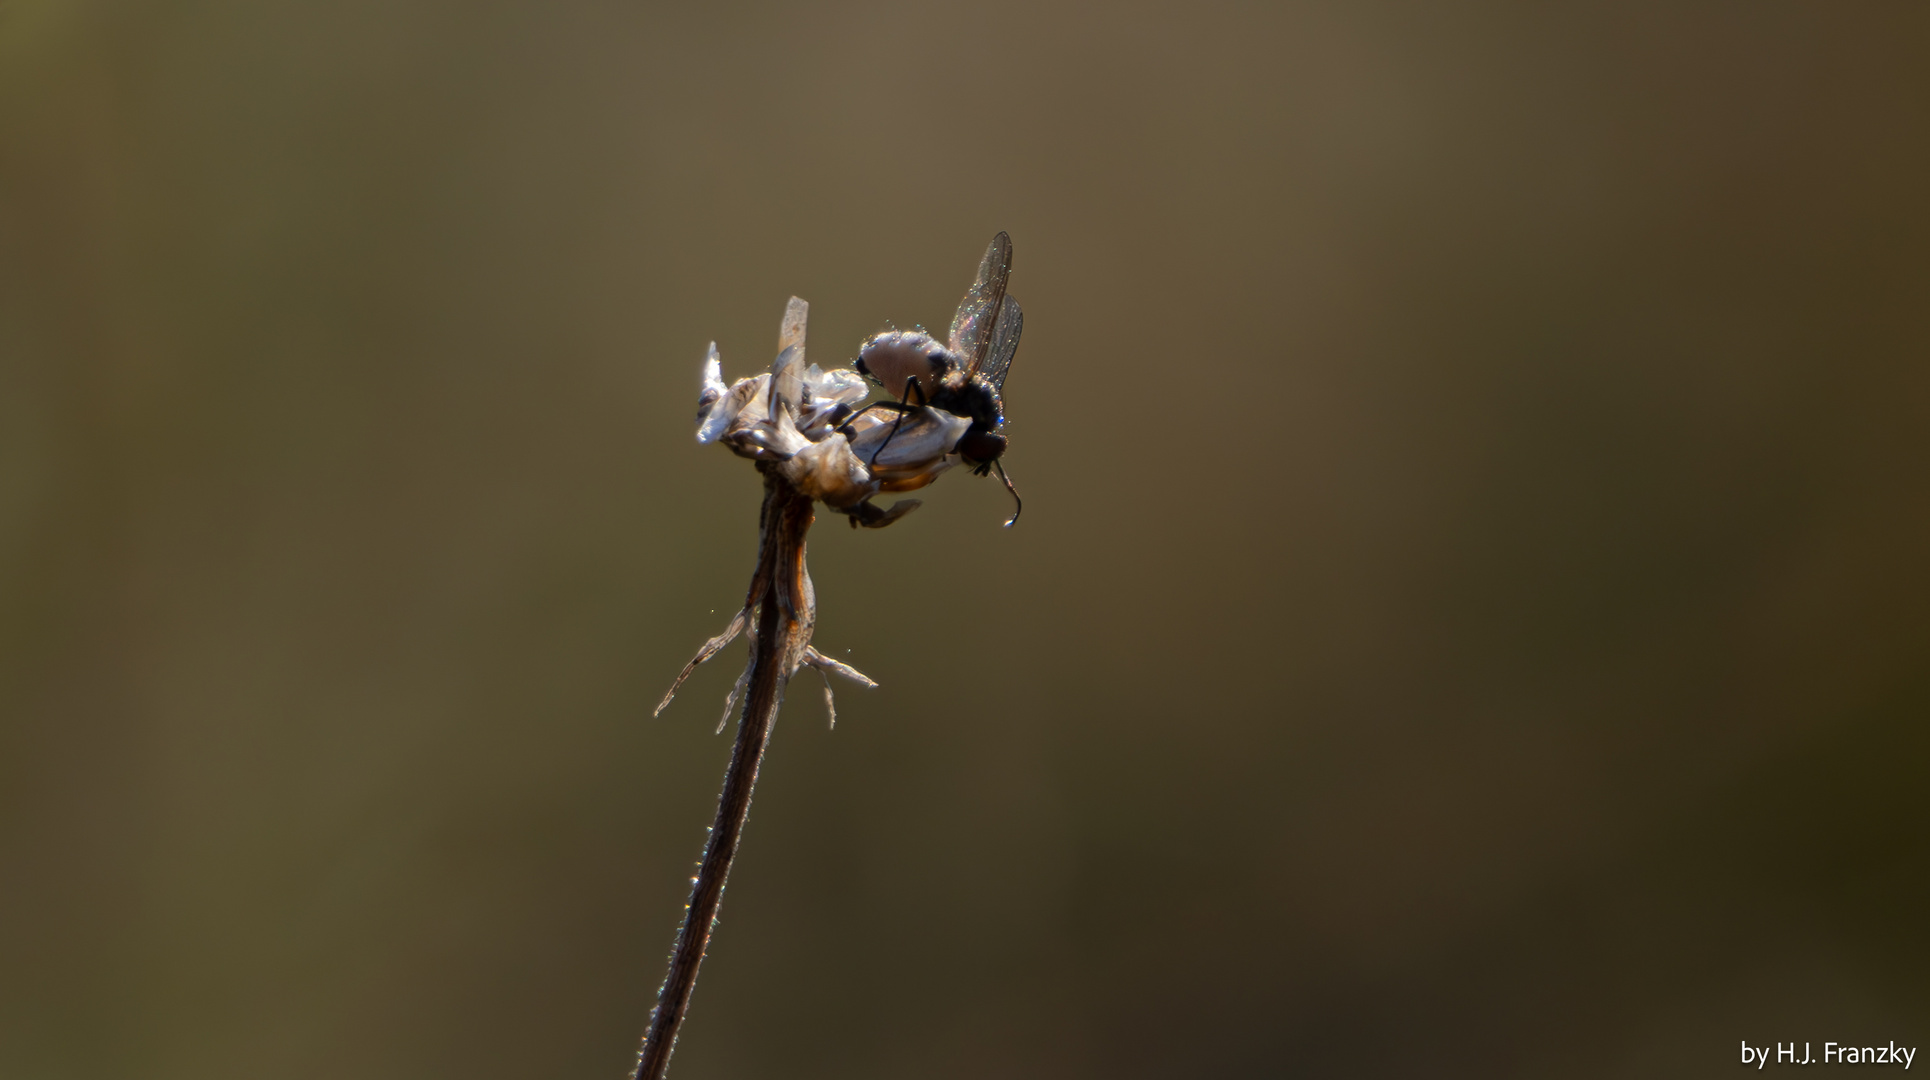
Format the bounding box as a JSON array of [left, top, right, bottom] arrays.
[[958, 430, 1006, 463]]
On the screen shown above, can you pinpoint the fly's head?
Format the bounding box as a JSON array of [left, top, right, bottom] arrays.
[[929, 376, 1005, 470], [957, 427, 1006, 473]]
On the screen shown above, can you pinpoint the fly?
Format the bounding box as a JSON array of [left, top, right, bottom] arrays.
[[846, 232, 1026, 526]]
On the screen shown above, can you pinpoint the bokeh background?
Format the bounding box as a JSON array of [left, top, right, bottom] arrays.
[[3, 2, 1926, 1077]]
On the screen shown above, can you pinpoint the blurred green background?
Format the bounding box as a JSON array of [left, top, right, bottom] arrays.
[[3, 2, 1926, 1077]]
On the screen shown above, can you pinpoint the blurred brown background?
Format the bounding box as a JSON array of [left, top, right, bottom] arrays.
[[3, 2, 1926, 1077]]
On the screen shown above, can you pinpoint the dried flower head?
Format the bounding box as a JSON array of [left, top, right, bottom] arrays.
[[694, 297, 969, 529]]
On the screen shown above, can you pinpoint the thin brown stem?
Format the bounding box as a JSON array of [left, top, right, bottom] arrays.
[[633, 469, 815, 1080]]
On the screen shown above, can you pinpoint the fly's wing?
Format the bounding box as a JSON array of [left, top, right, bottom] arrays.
[[770, 295, 808, 417], [979, 294, 1022, 393], [848, 406, 965, 470], [947, 232, 1011, 376]]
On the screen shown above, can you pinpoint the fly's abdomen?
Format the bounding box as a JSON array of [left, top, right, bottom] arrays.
[[857, 330, 954, 402]]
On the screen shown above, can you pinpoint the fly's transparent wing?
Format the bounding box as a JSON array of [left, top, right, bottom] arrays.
[[980, 294, 1022, 393], [770, 296, 808, 417], [947, 232, 1011, 375]]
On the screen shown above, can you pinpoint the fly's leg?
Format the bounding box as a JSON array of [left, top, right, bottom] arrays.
[[836, 399, 918, 441], [872, 376, 926, 462]]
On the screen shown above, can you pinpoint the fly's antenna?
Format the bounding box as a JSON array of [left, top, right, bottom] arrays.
[[993, 460, 1022, 527]]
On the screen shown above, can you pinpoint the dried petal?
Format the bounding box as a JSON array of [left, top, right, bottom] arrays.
[[698, 374, 768, 445], [780, 433, 879, 509], [695, 343, 726, 425]]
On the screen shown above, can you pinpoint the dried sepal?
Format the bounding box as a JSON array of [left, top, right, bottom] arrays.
[[800, 646, 877, 688], [799, 646, 878, 730], [818, 673, 837, 729], [654, 607, 748, 717], [714, 658, 753, 735]]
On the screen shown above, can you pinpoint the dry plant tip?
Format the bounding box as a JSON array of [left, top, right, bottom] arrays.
[[637, 232, 1024, 1080]]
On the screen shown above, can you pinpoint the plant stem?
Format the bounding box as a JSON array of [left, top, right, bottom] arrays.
[[632, 469, 815, 1080]]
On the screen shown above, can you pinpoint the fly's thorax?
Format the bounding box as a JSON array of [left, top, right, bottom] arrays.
[[857, 330, 955, 402], [929, 374, 1004, 432]]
